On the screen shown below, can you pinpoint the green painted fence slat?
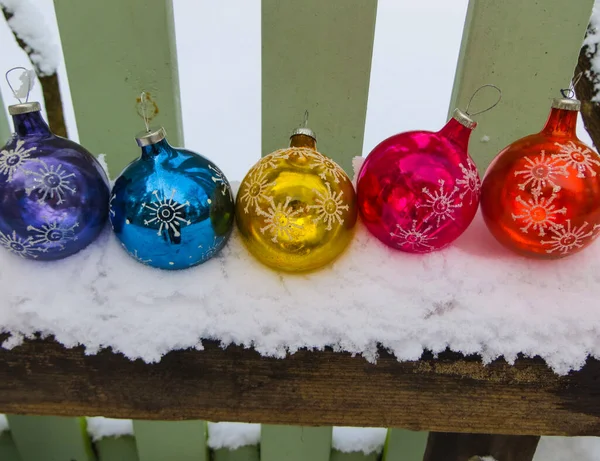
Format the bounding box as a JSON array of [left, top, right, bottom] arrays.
[[212, 446, 259, 461], [7, 415, 95, 461], [133, 420, 208, 461], [449, 0, 594, 170], [0, 90, 11, 143], [0, 431, 22, 461], [260, 425, 332, 461], [95, 435, 139, 461], [53, 0, 183, 177], [382, 429, 428, 461], [330, 449, 379, 461], [261, 0, 378, 172]]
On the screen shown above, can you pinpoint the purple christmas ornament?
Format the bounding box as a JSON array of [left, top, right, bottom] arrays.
[[0, 102, 109, 260]]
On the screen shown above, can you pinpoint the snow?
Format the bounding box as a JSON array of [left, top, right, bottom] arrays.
[[86, 417, 134, 442], [0, 0, 60, 76], [535, 437, 600, 461], [1, 156, 600, 375], [332, 427, 387, 455], [207, 422, 260, 450], [0, 414, 8, 435]]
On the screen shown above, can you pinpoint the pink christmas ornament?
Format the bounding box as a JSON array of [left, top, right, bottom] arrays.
[[356, 86, 500, 253]]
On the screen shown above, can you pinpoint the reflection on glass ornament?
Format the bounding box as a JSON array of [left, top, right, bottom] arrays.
[[357, 86, 500, 253], [481, 95, 600, 258], [0, 69, 109, 260], [235, 112, 357, 272], [110, 103, 234, 270]]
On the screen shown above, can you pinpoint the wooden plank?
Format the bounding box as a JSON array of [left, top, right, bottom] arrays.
[[2, 339, 600, 436], [7, 415, 95, 461], [0, 431, 21, 461], [261, 425, 331, 461], [212, 446, 259, 461], [261, 0, 377, 172], [53, 0, 182, 177], [133, 420, 208, 461], [575, 37, 600, 150], [330, 450, 378, 461], [95, 436, 139, 461], [383, 429, 428, 461], [422, 432, 540, 461], [449, 0, 594, 170]]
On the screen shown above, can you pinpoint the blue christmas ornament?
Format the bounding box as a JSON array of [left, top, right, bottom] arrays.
[[110, 126, 235, 270], [0, 102, 110, 261]]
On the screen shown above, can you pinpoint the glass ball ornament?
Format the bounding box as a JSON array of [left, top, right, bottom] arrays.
[[110, 127, 235, 270], [481, 97, 600, 258], [357, 109, 481, 253], [0, 102, 109, 260], [235, 125, 357, 272]]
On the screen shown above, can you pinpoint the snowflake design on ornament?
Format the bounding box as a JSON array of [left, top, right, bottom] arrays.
[[455, 159, 481, 204], [198, 235, 225, 259], [511, 192, 567, 236], [209, 164, 231, 199], [239, 170, 275, 213], [0, 140, 37, 182], [286, 147, 317, 161], [308, 154, 347, 184], [554, 141, 600, 178], [142, 189, 191, 237], [0, 230, 44, 258], [109, 193, 116, 218], [389, 220, 435, 251], [27, 221, 79, 250], [417, 179, 462, 227], [257, 196, 304, 243], [540, 220, 593, 255], [24, 160, 76, 204], [127, 248, 152, 264], [513, 150, 568, 192], [307, 182, 349, 230], [254, 150, 289, 173]]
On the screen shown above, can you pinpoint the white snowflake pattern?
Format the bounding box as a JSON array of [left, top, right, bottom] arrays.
[[27, 221, 79, 250], [541, 220, 593, 255], [254, 150, 289, 173], [513, 150, 568, 192], [239, 170, 275, 213], [455, 160, 481, 204], [198, 235, 225, 259], [0, 140, 36, 182], [389, 220, 435, 251], [257, 196, 304, 242], [25, 160, 76, 204], [307, 182, 349, 230], [511, 192, 567, 236], [554, 141, 600, 178], [142, 189, 191, 237], [308, 154, 347, 183], [109, 193, 116, 218], [127, 248, 152, 264], [0, 230, 44, 258], [209, 164, 231, 199], [417, 179, 462, 227]]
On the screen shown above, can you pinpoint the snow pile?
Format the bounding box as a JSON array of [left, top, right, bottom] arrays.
[[535, 437, 600, 461], [0, 0, 60, 76], [207, 422, 260, 450], [332, 427, 387, 455], [3, 157, 600, 374], [0, 415, 8, 435], [86, 417, 134, 442]]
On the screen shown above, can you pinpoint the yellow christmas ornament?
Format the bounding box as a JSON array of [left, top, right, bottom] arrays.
[[236, 113, 357, 272]]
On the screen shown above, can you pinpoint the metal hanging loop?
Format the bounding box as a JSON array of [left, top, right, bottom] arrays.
[[303, 109, 309, 127], [139, 91, 151, 132], [5, 67, 34, 103], [560, 72, 584, 99], [465, 84, 502, 117]]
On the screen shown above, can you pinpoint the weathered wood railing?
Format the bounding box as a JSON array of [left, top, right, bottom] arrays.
[[0, 0, 596, 460]]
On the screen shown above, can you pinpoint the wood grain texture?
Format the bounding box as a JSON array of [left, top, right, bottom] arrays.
[[423, 432, 540, 461], [1, 337, 600, 436]]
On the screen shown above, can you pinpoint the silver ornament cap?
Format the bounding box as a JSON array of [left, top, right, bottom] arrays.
[[135, 127, 166, 147], [551, 97, 581, 111], [290, 126, 317, 141], [452, 108, 477, 130], [8, 101, 41, 115]]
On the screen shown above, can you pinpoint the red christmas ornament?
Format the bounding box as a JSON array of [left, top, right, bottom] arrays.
[[481, 97, 600, 258], [357, 109, 483, 253]]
